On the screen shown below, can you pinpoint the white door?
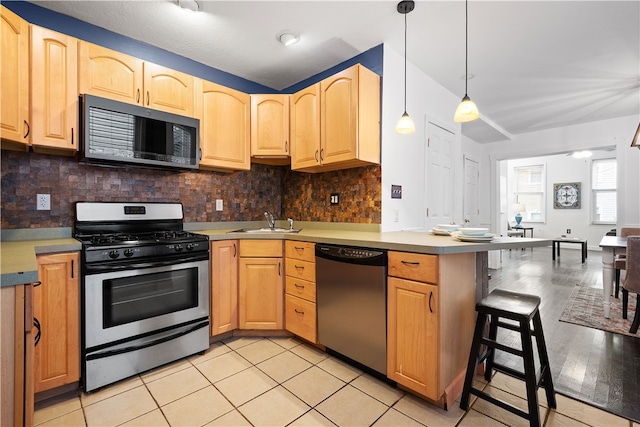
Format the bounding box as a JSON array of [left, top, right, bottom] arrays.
[[463, 156, 480, 226], [425, 121, 455, 229]]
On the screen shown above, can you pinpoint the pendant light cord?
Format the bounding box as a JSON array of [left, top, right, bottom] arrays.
[[404, 11, 408, 112], [464, 0, 468, 96]]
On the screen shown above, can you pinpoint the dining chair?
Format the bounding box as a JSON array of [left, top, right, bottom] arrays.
[[614, 227, 640, 298], [621, 235, 640, 334]]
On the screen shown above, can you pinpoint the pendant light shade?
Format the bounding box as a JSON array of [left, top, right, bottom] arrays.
[[454, 0, 479, 123], [396, 0, 415, 135]]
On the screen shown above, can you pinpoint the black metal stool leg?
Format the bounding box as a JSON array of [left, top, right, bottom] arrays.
[[484, 314, 499, 381], [520, 318, 541, 427], [460, 312, 487, 410], [532, 312, 556, 408]]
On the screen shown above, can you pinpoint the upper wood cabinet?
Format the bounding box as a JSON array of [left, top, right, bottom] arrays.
[[290, 84, 321, 170], [30, 26, 78, 154], [1, 5, 30, 150], [78, 41, 194, 117], [196, 79, 251, 171], [250, 94, 290, 165], [210, 240, 239, 336], [292, 64, 381, 172], [34, 252, 80, 393]]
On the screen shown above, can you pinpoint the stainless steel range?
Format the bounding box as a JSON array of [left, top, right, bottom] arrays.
[[74, 202, 210, 392]]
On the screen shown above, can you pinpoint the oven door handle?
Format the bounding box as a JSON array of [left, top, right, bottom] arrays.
[[85, 253, 208, 273], [85, 320, 209, 361]]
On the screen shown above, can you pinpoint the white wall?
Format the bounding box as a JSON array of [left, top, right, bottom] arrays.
[[380, 47, 468, 232]]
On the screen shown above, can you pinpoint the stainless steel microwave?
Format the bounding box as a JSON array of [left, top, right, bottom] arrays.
[[81, 94, 199, 170]]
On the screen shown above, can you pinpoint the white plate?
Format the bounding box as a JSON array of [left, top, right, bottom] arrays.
[[459, 227, 489, 236], [437, 224, 460, 232], [451, 231, 495, 242], [431, 228, 450, 236]]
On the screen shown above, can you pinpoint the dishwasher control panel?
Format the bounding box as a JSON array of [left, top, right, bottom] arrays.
[[316, 244, 387, 265]]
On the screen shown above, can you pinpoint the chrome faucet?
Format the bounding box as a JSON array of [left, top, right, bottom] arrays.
[[264, 211, 275, 229], [288, 218, 294, 230]]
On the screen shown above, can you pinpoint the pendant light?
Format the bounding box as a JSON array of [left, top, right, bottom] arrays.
[[395, 0, 416, 134], [454, 0, 479, 122]]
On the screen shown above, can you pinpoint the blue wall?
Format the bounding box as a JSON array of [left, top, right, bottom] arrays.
[[4, 1, 383, 94]]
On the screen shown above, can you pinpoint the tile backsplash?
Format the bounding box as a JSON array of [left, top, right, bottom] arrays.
[[1, 150, 381, 229]]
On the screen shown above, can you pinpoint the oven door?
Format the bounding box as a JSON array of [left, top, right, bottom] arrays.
[[84, 255, 209, 350]]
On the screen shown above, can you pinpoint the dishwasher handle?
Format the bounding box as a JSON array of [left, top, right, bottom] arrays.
[[315, 244, 387, 266]]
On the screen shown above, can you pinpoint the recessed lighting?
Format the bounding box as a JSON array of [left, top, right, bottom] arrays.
[[177, 0, 200, 12], [277, 32, 299, 46]]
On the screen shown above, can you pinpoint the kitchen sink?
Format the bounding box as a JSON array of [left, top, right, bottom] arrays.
[[229, 227, 301, 234]]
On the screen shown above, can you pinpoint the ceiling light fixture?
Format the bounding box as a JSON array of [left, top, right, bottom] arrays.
[[454, 0, 479, 123], [278, 32, 299, 46], [395, 0, 415, 135], [571, 150, 593, 159], [177, 0, 200, 12]]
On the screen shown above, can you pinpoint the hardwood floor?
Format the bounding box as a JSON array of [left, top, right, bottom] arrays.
[[488, 246, 640, 423]]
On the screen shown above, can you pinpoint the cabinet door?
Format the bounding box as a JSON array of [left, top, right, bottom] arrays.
[[78, 41, 143, 106], [143, 61, 194, 116], [285, 294, 316, 343], [210, 240, 238, 336], [31, 26, 78, 152], [34, 253, 80, 393], [1, 6, 30, 148], [320, 66, 358, 165], [238, 257, 283, 329], [387, 276, 439, 400], [290, 84, 321, 170], [251, 94, 290, 157], [197, 79, 250, 171]]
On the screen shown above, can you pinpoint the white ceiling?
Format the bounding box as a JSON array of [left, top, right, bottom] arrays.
[[32, 0, 640, 144]]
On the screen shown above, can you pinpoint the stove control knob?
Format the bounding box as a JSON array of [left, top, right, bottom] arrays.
[[174, 244, 184, 253], [123, 248, 134, 257], [109, 250, 120, 259], [186, 243, 195, 251]]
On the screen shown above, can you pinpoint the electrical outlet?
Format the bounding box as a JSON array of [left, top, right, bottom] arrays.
[[215, 199, 223, 211], [37, 194, 51, 211], [566, 229, 571, 234]]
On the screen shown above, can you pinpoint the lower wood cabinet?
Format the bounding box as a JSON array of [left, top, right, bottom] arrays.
[[34, 252, 80, 393], [210, 240, 238, 336], [238, 240, 283, 329], [284, 241, 316, 342]]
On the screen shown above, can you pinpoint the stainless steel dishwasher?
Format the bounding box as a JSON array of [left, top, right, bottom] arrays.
[[316, 244, 387, 376]]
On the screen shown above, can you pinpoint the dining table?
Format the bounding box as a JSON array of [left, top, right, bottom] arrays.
[[598, 235, 627, 318]]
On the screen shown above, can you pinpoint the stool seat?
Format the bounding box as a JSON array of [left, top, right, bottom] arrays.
[[477, 289, 541, 319], [460, 289, 556, 427]]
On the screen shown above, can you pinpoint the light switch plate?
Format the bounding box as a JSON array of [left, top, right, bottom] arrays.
[[330, 193, 339, 205], [215, 199, 223, 211], [391, 185, 402, 199]]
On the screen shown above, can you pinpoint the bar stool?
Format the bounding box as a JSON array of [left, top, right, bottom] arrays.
[[460, 289, 556, 427]]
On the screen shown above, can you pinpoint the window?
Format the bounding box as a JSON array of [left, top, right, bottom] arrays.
[[513, 164, 545, 222], [591, 158, 616, 224]]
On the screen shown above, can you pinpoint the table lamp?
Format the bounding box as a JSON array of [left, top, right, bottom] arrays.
[[513, 203, 526, 226]]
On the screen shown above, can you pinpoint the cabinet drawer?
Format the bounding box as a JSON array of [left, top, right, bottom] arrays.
[[285, 258, 315, 282], [285, 294, 316, 343], [285, 241, 315, 262], [239, 240, 283, 257], [285, 276, 316, 303], [388, 251, 438, 284]]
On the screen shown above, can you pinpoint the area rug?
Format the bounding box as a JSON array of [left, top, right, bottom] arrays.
[[559, 285, 638, 338]]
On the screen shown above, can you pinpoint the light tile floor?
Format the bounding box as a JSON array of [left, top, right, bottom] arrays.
[[34, 337, 636, 427]]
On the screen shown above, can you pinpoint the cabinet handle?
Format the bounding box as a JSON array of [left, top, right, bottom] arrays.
[[146, 91, 150, 106], [233, 243, 237, 258], [294, 309, 305, 315], [320, 148, 324, 161], [295, 265, 304, 270], [294, 246, 305, 252], [278, 262, 281, 276], [294, 283, 305, 289], [71, 127, 74, 145], [33, 281, 42, 288], [285, 141, 288, 153], [401, 260, 420, 266], [136, 89, 140, 103], [429, 291, 433, 313], [199, 147, 202, 161], [71, 259, 75, 279], [34, 317, 41, 346], [23, 120, 30, 138], [314, 150, 319, 163]]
